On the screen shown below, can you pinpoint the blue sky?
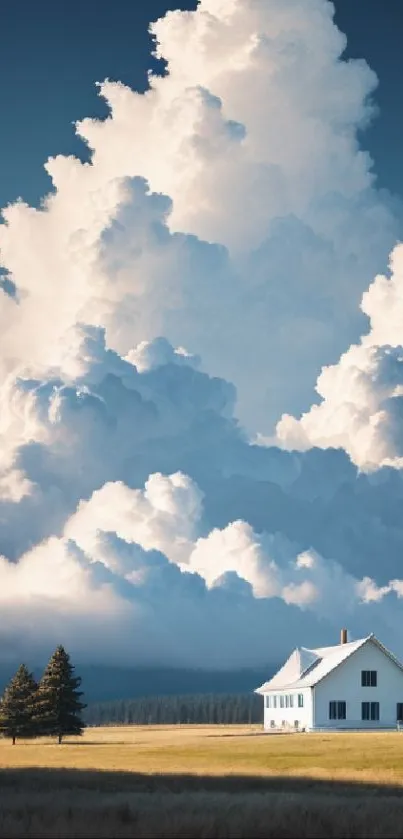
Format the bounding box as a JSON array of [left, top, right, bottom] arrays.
[[1, 0, 402, 210], [1, 1, 196, 207]]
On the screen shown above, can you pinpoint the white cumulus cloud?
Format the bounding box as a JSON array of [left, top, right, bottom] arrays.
[[0, 0, 403, 670], [277, 244, 403, 471]]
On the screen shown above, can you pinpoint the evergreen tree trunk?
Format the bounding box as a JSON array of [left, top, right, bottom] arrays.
[[58, 732, 62, 744], [12, 735, 15, 745]]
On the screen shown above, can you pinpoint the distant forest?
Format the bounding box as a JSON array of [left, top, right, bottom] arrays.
[[0, 664, 273, 704], [85, 693, 263, 726]]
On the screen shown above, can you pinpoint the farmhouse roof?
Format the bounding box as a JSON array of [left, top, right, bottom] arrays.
[[255, 634, 403, 693]]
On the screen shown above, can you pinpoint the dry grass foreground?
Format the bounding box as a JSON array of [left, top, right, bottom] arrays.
[[2, 725, 403, 837]]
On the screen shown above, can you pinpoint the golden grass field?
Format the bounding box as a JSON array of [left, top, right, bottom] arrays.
[[2, 725, 403, 837], [2, 724, 403, 784]]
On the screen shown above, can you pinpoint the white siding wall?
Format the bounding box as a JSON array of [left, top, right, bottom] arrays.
[[314, 641, 403, 730], [262, 688, 312, 731]]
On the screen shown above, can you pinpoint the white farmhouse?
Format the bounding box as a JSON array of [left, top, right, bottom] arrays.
[[256, 630, 403, 731]]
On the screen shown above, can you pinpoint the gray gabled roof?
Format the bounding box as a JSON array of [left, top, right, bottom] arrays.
[[255, 634, 403, 694]]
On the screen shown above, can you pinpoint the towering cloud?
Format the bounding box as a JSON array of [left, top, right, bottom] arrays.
[[0, 0, 402, 669], [0, 0, 399, 430], [277, 244, 403, 471]]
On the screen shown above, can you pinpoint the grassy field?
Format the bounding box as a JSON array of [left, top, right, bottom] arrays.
[[1, 726, 403, 837]]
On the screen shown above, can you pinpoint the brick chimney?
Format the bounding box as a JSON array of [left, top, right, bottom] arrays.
[[340, 628, 348, 645]]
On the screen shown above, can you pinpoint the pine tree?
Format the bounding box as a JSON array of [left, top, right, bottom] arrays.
[[36, 646, 86, 743], [0, 664, 38, 745]]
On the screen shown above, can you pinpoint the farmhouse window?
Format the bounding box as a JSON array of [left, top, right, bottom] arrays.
[[329, 701, 346, 720], [362, 701, 379, 721], [361, 670, 377, 687]]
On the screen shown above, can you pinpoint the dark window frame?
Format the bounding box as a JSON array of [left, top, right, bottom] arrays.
[[362, 701, 379, 721], [361, 670, 377, 687], [329, 700, 346, 720]]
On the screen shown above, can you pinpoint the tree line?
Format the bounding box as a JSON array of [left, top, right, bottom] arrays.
[[85, 692, 263, 726], [0, 646, 86, 744]]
